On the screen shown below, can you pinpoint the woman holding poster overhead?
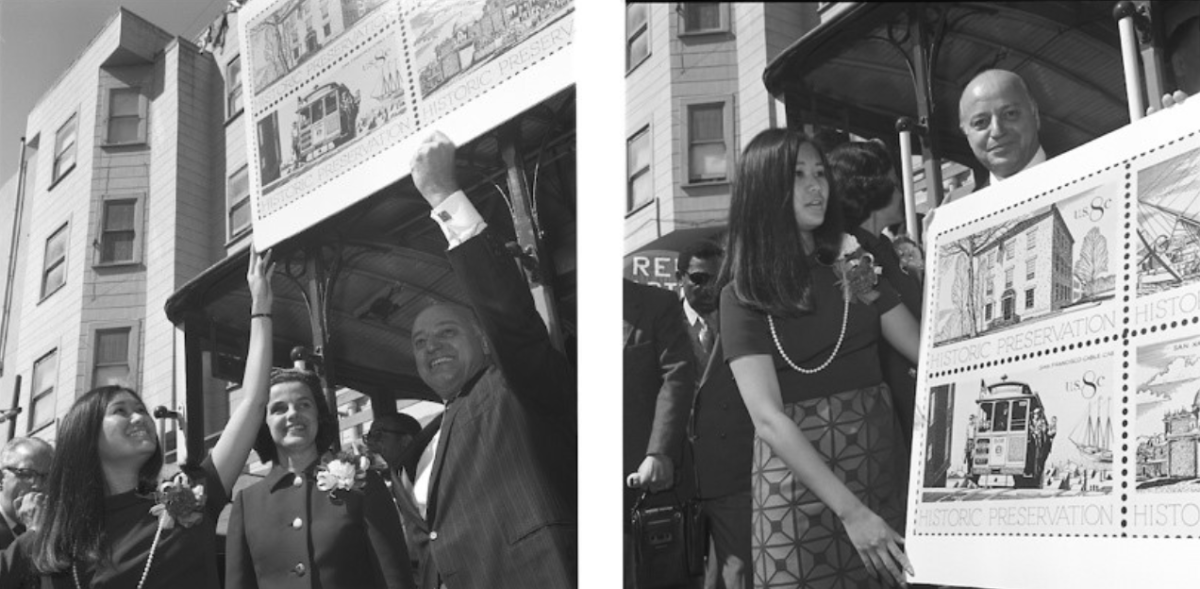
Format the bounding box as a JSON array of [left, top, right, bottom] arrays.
[[224, 363, 414, 588], [0, 249, 275, 589], [718, 129, 921, 588]]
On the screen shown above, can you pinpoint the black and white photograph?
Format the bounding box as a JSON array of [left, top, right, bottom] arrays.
[[4, 1, 1200, 588]]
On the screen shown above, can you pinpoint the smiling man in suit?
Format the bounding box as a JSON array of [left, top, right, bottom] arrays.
[[408, 131, 576, 589]]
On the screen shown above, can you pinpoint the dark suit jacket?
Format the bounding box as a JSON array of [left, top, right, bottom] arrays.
[[422, 228, 577, 589], [226, 466, 413, 589], [689, 335, 755, 500], [0, 516, 19, 551], [622, 280, 694, 477]]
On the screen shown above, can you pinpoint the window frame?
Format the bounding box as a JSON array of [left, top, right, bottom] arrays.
[[88, 322, 141, 390], [678, 3, 730, 36], [40, 222, 69, 301], [226, 55, 244, 121], [1025, 257, 1036, 281], [94, 193, 145, 267], [51, 112, 78, 185], [627, 125, 653, 214], [227, 165, 252, 241], [680, 96, 735, 186], [103, 86, 148, 146], [1025, 287, 1036, 309], [28, 349, 58, 434], [626, 3, 650, 73]]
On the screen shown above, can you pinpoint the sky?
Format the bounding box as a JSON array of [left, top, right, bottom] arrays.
[[0, 0, 231, 182]]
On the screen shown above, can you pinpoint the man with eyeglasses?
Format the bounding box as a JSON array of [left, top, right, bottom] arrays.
[[0, 437, 53, 549], [365, 412, 439, 588]]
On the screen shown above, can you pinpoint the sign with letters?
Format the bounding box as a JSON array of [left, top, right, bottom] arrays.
[[238, 0, 574, 248], [910, 98, 1200, 588]]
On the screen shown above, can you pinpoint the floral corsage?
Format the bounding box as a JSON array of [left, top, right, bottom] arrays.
[[315, 451, 371, 502], [834, 234, 882, 305], [150, 471, 206, 530]]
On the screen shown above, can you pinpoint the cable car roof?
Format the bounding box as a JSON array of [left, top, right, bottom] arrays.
[[165, 88, 576, 402], [763, 2, 1129, 174]]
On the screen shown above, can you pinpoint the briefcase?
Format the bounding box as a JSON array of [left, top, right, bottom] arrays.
[[631, 491, 706, 588]]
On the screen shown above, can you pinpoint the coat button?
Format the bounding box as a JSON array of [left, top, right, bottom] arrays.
[[719, 433, 726, 440], [293, 563, 306, 576], [721, 402, 729, 410], [430, 530, 438, 540], [292, 474, 303, 487], [292, 517, 303, 529]]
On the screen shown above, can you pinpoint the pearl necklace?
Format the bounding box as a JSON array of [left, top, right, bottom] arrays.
[[72, 514, 165, 589], [768, 290, 850, 374]]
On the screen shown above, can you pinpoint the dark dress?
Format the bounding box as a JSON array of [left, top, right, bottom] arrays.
[[0, 458, 228, 589], [720, 263, 910, 589], [225, 460, 413, 589]]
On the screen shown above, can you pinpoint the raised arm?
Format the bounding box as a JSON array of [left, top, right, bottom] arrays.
[[210, 247, 275, 495], [410, 131, 570, 410], [729, 354, 913, 587]]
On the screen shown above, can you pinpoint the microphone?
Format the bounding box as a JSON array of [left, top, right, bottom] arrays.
[[0, 407, 22, 422], [153, 406, 180, 420]]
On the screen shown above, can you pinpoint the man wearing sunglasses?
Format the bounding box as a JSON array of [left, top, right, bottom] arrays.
[[0, 437, 53, 549], [683, 240, 754, 589]]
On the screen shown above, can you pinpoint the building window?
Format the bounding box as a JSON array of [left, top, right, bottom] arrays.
[[627, 4, 650, 71], [105, 87, 147, 145], [93, 326, 135, 388], [986, 277, 993, 295], [679, 3, 728, 35], [1005, 267, 1014, 288], [1005, 241, 1014, 260], [627, 126, 652, 212], [41, 223, 68, 300], [52, 113, 78, 183], [29, 350, 58, 432], [1025, 288, 1036, 309], [1026, 226, 1038, 249], [227, 56, 244, 119], [1025, 258, 1036, 280], [985, 303, 993, 320], [228, 165, 252, 239], [96, 195, 143, 265], [683, 99, 732, 184]]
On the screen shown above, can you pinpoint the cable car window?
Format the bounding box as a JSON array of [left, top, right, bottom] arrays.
[[993, 401, 1010, 432], [1011, 400, 1028, 432]]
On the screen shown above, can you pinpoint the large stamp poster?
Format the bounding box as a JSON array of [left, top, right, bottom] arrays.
[[909, 98, 1200, 588], [238, 0, 574, 248]]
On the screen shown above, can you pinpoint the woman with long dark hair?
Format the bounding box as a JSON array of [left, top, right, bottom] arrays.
[[718, 129, 920, 588], [828, 140, 924, 444], [224, 360, 413, 587], [0, 249, 277, 588]]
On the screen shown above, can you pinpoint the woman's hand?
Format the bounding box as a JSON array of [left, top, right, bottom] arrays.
[[841, 503, 913, 587], [247, 245, 275, 314]]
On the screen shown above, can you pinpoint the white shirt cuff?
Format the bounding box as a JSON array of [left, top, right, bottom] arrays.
[[429, 191, 488, 249]]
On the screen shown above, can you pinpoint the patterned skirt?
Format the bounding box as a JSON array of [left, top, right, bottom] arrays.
[[751, 383, 909, 589]]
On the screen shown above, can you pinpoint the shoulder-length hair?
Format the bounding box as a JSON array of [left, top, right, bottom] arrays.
[[252, 369, 338, 465], [718, 128, 845, 317], [31, 386, 164, 573], [828, 140, 898, 228]]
